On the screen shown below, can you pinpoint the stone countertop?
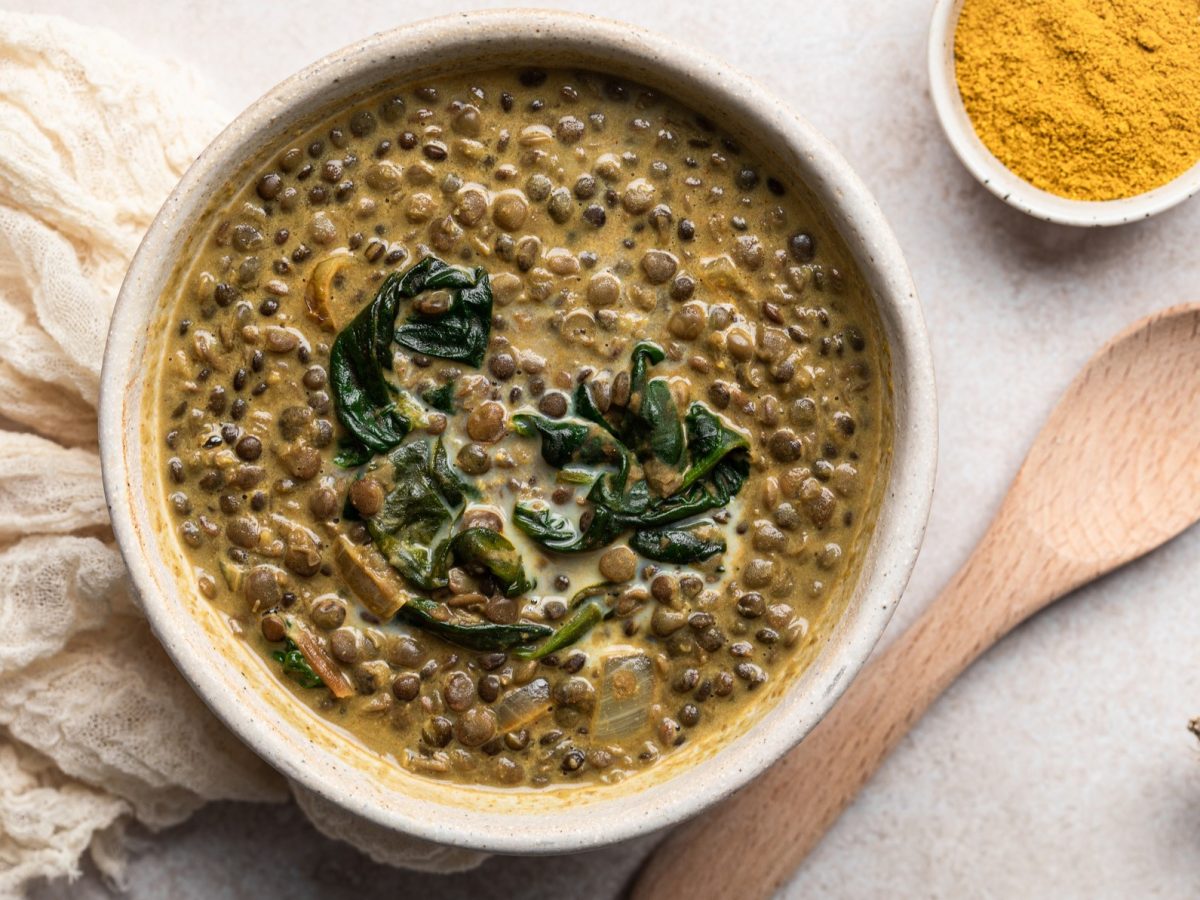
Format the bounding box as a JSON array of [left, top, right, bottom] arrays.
[[18, 0, 1200, 896]]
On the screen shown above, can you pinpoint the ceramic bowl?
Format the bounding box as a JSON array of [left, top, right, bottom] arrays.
[[928, 0, 1200, 227], [99, 9, 936, 854]]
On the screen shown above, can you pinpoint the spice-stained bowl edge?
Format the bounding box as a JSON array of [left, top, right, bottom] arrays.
[[99, 9, 937, 855], [928, 0, 1200, 227]]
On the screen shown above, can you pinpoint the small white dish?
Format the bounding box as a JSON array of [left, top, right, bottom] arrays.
[[928, 0, 1200, 227]]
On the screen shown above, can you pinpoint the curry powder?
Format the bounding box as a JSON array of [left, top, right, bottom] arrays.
[[954, 0, 1200, 201]]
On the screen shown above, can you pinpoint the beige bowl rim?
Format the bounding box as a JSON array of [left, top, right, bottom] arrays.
[[99, 8, 937, 853]]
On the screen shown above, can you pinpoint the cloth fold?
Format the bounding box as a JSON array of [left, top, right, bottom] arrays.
[[0, 12, 487, 896]]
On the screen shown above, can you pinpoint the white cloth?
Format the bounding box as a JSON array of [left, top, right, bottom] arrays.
[[0, 13, 486, 896]]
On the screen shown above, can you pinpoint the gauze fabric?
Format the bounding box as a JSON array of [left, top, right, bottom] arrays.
[[0, 13, 486, 896]]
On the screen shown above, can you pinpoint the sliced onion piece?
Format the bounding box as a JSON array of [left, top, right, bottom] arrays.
[[304, 250, 352, 331], [334, 535, 405, 619], [218, 558, 244, 593], [288, 623, 354, 699], [494, 678, 552, 733], [592, 652, 655, 741]]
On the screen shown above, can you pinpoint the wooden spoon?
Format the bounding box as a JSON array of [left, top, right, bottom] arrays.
[[633, 304, 1200, 900]]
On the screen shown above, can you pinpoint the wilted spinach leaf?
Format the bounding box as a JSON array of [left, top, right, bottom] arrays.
[[508, 343, 748, 561], [632, 451, 750, 530], [334, 439, 374, 468], [635, 379, 684, 465], [513, 501, 625, 553], [422, 381, 457, 414], [512, 503, 575, 546], [271, 638, 324, 688], [511, 414, 590, 467], [430, 438, 474, 508], [512, 345, 751, 558], [514, 421, 746, 554], [573, 378, 621, 439], [511, 584, 621, 660], [513, 421, 643, 551], [366, 440, 464, 591], [630, 520, 726, 563], [511, 413, 625, 468], [396, 596, 552, 652], [628, 340, 664, 389], [623, 342, 683, 465], [449, 527, 535, 597], [371, 443, 451, 541], [329, 274, 411, 460], [393, 257, 493, 367], [679, 402, 750, 489], [329, 257, 492, 467], [571, 341, 681, 464]]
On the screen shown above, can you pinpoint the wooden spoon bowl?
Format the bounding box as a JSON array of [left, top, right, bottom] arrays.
[[632, 304, 1200, 900]]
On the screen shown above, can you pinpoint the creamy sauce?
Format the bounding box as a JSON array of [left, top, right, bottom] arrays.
[[146, 67, 891, 788]]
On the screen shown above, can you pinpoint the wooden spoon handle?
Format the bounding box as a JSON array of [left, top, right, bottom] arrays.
[[631, 524, 1062, 900]]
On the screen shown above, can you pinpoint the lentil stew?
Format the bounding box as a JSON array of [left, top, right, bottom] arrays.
[[146, 67, 892, 789]]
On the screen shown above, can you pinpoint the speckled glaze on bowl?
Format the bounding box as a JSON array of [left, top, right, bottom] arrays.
[[99, 9, 936, 854]]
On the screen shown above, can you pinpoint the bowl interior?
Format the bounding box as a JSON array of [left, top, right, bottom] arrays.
[[928, 0, 1200, 227], [101, 10, 936, 853]]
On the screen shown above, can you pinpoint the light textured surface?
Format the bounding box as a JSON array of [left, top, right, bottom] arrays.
[[12, 0, 1200, 896]]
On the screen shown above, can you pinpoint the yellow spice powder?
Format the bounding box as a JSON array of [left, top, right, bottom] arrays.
[[954, 0, 1200, 201]]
